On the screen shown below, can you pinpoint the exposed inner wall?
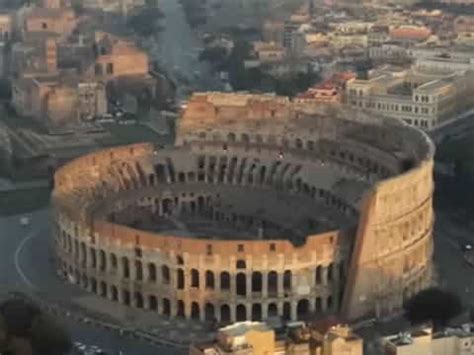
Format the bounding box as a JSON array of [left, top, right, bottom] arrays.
[[52, 93, 435, 323]]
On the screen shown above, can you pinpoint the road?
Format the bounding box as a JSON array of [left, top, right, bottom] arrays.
[[0, 209, 185, 355], [150, 0, 224, 99]]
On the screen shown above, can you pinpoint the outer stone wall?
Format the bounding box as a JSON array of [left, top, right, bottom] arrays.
[[51, 93, 435, 323]]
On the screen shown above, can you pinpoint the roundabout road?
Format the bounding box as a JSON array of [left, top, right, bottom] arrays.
[[0, 208, 185, 355]]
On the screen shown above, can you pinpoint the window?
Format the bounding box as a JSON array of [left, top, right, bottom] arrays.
[[206, 244, 212, 256], [269, 243, 276, 252], [106, 62, 114, 75], [238, 244, 244, 252], [94, 64, 102, 76], [42, 22, 48, 29]]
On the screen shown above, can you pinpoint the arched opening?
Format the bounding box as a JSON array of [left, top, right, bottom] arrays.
[[236, 259, 246, 269], [315, 266, 322, 285], [228, 132, 236, 142], [241, 134, 250, 144], [177, 269, 185, 289], [268, 271, 278, 296], [149, 295, 158, 311], [339, 262, 345, 281], [91, 278, 97, 293], [283, 270, 292, 291], [220, 272, 230, 290], [111, 286, 118, 301], [236, 304, 246, 321], [327, 263, 333, 283], [268, 303, 278, 317], [205, 303, 215, 321], [259, 166, 266, 184], [123, 290, 131, 306], [100, 281, 107, 297], [191, 269, 199, 288], [148, 263, 157, 282], [191, 302, 200, 320], [90, 248, 97, 268], [99, 250, 106, 271], [110, 253, 117, 269], [177, 300, 185, 318], [163, 298, 171, 317], [251, 304, 262, 321], [206, 270, 215, 289], [295, 138, 303, 149], [283, 302, 291, 320], [315, 297, 322, 312], [162, 265, 170, 284], [221, 304, 231, 323], [122, 257, 130, 278], [135, 260, 143, 281], [297, 299, 309, 320], [162, 198, 173, 215], [236, 273, 246, 296], [307, 140, 314, 151], [81, 274, 88, 288], [135, 292, 144, 308], [252, 272, 262, 293], [327, 296, 333, 310]]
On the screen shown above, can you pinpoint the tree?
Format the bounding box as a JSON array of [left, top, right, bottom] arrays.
[[127, 8, 165, 37], [404, 287, 463, 331], [30, 314, 71, 355], [0, 298, 40, 337]]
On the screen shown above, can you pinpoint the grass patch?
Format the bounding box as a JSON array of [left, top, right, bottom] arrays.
[[0, 187, 51, 216]]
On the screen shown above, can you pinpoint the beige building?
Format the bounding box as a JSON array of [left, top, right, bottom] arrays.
[[345, 67, 474, 130], [85, 32, 149, 81], [190, 322, 363, 355], [0, 13, 12, 41], [11, 75, 106, 128], [252, 41, 286, 63], [383, 325, 474, 355], [24, 7, 76, 39]]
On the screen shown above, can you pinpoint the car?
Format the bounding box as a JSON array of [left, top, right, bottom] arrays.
[[462, 243, 473, 252], [20, 216, 30, 226]]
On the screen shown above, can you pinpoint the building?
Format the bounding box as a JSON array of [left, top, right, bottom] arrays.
[[52, 92, 434, 323], [11, 75, 106, 129], [252, 41, 286, 63], [383, 324, 474, 355], [345, 67, 474, 130], [24, 7, 76, 39], [0, 13, 12, 41], [389, 26, 432, 45], [190, 321, 363, 355], [295, 72, 356, 104], [262, 21, 285, 46], [85, 32, 149, 81]]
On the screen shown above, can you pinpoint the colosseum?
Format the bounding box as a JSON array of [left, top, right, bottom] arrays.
[[52, 92, 435, 324]]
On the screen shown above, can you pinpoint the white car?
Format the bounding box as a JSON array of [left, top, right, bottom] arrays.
[[20, 216, 30, 226]]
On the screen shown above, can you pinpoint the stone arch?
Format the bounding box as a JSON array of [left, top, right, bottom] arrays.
[[80, 242, 87, 264], [135, 292, 144, 308], [236, 259, 246, 269], [191, 302, 200, 320], [162, 198, 173, 215], [268, 303, 278, 317], [228, 132, 236, 142], [283, 302, 291, 320], [91, 278, 97, 293], [149, 295, 158, 311], [122, 257, 130, 278], [307, 140, 314, 150], [135, 260, 143, 281], [252, 304, 262, 321], [177, 269, 185, 289], [315, 297, 322, 312], [162, 265, 170, 284], [258, 166, 266, 184], [220, 271, 230, 290], [81, 274, 89, 288], [191, 269, 199, 288], [197, 196, 205, 212], [236, 272, 246, 296], [206, 270, 215, 289], [327, 263, 334, 283], [177, 300, 185, 318], [163, 298, 171, 317], [178, 172, 186, 183], [268, 271, 278, 296], [327, 295, 333, 310], [148, 263, 157, 282], [99, 281, 107, 297], [221, 304, 231, 323], [111, 285, 118, 301], [236, 304, 246, 321], [252, 272, 262, 293], [241, 133, 250, 144], [297, 299, 310, 319], [283, 270, 292, 291], [295, 138, 303, 149], [122, 289, 131, 306], [110, 253, 117, 269], [99, 250, 106, 271], [315, 265, 322, 285], [204, 303, 215, 321]]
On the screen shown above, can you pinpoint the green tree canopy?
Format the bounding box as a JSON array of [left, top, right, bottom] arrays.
[[30, 314, 71, 355]]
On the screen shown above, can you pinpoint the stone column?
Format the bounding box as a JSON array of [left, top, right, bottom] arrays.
[[262, 272, 268, 298], [246, 273, 252, 298], [290, 301, 297, 321], [277, 272, 284, 297], [230, 304, 236, 323]]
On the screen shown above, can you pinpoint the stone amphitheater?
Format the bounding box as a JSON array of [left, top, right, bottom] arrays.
[[52, 92, 435, 324]]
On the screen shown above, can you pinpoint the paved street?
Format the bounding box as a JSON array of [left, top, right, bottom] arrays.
[[151, 0, 224, 99], [0, 209, 185, 355]]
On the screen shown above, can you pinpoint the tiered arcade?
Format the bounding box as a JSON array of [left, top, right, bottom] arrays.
[[52, 93, 435, 323]]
